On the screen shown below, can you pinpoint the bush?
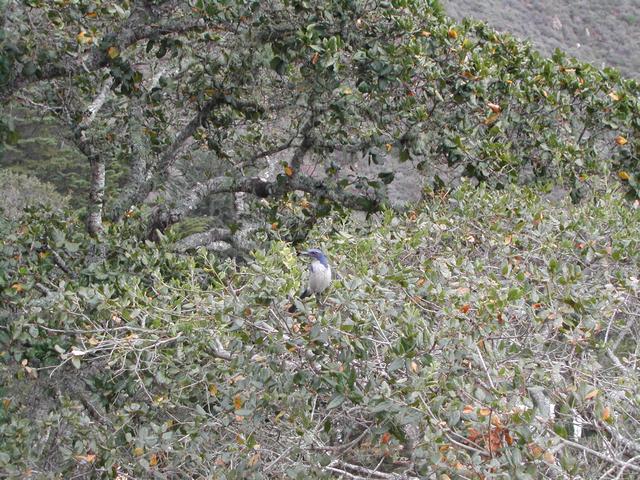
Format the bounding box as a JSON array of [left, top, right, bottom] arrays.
[[1, 181, 638, 478], [0, 170, 67, 221]]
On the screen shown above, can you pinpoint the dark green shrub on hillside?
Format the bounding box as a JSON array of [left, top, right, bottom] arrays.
[[1, 182, 638, 478], [0, 170, 68, 221]]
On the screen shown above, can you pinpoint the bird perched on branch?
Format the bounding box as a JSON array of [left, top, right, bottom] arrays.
[[288, 248, 331, 313]]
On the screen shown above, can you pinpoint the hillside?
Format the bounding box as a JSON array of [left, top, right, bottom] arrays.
[[443, 0, 640, 79]]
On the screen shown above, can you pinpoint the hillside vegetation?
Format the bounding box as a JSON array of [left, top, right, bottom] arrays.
[[1, 0, 639, 478], [2, 182, 639, 478], [444, 0, 640, 79]]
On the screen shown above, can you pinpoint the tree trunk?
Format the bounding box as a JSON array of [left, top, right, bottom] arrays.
[[87, 156, 105, 236]]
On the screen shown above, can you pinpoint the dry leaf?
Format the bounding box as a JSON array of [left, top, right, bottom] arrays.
[[585, 389, 599, 401], [487, 102, 501, 113], [466, 427, 481, 443], [503, 429, 514, 446], [76, 31, 93, 45], [248, 452, 261, 467], [311, 52, 319, 65], [608, 91, 620, 101], [528, 443, 543, 458], [107, 46, 119, 59], [614, 135, 628, 146], [483, 111, 501, 125], [75, 453, 96, 464], [488, 427, 503, 451]]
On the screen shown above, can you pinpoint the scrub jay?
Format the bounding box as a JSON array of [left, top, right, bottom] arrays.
[[288, 248, 331, 312]]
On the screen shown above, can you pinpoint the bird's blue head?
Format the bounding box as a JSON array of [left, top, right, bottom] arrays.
[[301, 248, 329, 267]]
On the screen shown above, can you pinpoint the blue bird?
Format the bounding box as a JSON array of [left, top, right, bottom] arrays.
[[289, 248, 332, 312]]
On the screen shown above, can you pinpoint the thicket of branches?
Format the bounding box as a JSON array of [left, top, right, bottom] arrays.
[[2, 182, 639, 478], [1, 0, 639, 478]]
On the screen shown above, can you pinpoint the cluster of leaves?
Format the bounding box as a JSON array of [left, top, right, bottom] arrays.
[[2, 0, 639, 243], [445, 0, 640, 80], [2, 180, 638, 478]]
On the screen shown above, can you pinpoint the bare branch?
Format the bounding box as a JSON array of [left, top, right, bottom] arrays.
[[79, 78, 114, 129], [121, 93, 265, 216], [552, 432, 640, 474], [71, 128, 105, 236], [148, 172, 385, 235]]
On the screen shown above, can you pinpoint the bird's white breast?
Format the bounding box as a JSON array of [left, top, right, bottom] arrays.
[[309, 260, 331, 294]]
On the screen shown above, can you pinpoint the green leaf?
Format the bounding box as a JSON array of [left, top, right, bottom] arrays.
[[327, 395, 346, 410], [378, 172, 395, 184]]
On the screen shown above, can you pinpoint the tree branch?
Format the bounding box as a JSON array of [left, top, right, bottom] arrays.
[[148, 173, 385, 236], [121, 94, 265, 216], [71, 128, 105, 236]]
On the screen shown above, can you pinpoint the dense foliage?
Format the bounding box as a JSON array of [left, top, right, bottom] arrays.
[[1, 0, 638, 244], [1, 0, 639, 478], [444, 0, 640, 80], [0, 170, 68, 220], [2, 182, 639, 478]]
